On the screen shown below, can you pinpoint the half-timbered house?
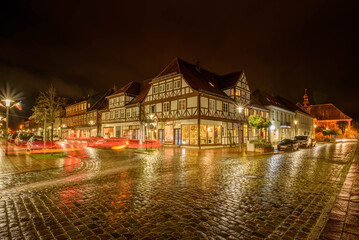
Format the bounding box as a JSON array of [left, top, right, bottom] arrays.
[[101, 58, 269, 148], [141, 58, 252, 148], [62, 89, 113, 138]]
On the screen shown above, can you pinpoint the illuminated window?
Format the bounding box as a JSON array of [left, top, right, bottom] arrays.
[[178, 99, 186, 110], [163, 102, 170, 112], [153, 86, 158, 94], [126, 109, 131, 118], [209, 99, 216, 111], [120, 109, 125, 118], [209, 82, 214, 87], [245, 108, 249, 116], [159, 84, 165, 92], [174, 80, 181, 89], [236, 89, 240, 96], [150, 105, 156, 114], [166, 82, 173, 91], [223, 103, 228, 113], [132, 108, 138, 117]]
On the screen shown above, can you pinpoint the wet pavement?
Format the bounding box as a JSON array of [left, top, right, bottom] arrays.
[[0, 142, 357, 239]]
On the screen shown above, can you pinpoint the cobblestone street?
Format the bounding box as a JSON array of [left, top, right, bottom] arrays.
[[0, 142, 357, 239]]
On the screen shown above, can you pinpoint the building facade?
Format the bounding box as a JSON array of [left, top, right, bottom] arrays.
[[63, 89, 113, 138], [276, 96, 314, 138], [101, 81, 148, 138], [297, 90, 356, 138], [251, 90, 296, 143], [101, 58, 271, 148]]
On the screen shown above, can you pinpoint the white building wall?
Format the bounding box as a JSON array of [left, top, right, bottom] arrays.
[[187, 96, 197, 108]]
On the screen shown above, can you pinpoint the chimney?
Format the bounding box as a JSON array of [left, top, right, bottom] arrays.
[[195, 60, 201, 73], [113, 84, 117, 91]]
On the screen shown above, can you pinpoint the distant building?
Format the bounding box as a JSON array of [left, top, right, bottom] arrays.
[[251, 90, 296, 142], [276, 96, 314, 138], [63, 89, 113, 138], [297, 90, 355, 138]]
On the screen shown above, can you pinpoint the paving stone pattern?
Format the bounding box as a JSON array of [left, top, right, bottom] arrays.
[[0, 142, 357, 239], [320, 144, 359, 240]]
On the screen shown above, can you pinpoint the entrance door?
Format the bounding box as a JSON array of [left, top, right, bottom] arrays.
[[158, 129, 164, 144], [174, 128, 181, 145]]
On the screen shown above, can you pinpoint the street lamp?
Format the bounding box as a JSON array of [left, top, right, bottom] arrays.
[[294, 120, 297, 136], [1, 98, 22, 155]]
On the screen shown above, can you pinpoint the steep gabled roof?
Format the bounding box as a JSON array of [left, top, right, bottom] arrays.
[[219, 71, 243, 89], [127, 79, 152, 105], [250, 96, 269, 111], [251, 89, 292, 111], [306, 104, 352, 120], [154, 58, 242, 99], [90, 88, 114, 111], [275, 96, 313, 117], [112, 82, 141, 96]]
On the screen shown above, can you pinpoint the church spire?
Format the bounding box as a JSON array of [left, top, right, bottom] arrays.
[[303, 89, 309, 107]]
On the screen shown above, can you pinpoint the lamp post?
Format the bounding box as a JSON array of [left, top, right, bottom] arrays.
[[1, 99, 22, 155], [237, 106, 243, 151], [294, 120, 298, 136], [89, 121, 94, 137]]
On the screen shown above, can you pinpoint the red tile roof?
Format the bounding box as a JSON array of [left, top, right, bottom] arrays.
[[127, 79, 151, 105], [154, 57, 242, 99], [251, 89, 291, 111], [112, 82, 140, 96], [306, 104, 351, 120], [219, 72, 243, 89], [275, 96, 313, 117]]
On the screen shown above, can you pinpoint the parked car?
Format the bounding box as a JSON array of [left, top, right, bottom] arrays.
[[26, 136, 57, 151], [8, 133, 18, 143], [15, 133, 34, 146], [295, 136, 317, 148], [308, 137, 316, 147], [277, 139, 300, 151]]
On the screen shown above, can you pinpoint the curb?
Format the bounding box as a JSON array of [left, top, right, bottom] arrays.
[[308, 145, 358, 239]]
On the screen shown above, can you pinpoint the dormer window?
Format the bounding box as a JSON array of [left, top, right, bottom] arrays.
[[209, 82, 214, 87]]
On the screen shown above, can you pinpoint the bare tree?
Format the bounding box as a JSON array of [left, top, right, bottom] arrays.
[[34, 85, 67, 141]]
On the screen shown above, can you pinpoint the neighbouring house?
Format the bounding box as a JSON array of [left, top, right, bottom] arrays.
[[62, 88, 114, 138], [101, 81, 150, 138], [251, 90, 296, 143], [276, 96, 314, 138]]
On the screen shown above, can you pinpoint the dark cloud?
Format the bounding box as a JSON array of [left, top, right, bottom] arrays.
[[0, 0, 358, 127]]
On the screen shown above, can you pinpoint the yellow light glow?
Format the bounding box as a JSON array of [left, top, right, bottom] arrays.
[[5, 99, 11, 107], [238, 107, 243, 113]]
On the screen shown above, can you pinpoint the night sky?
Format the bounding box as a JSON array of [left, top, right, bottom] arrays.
[[1, 0, 358, 127]]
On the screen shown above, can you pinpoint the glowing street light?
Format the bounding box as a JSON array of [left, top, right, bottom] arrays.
[[237, 107, 243, 113], [1, 98, 22, 155], [5, 99, 11, 107]]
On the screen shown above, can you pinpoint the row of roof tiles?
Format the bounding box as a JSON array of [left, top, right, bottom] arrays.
[[68, 57, 351, 121]]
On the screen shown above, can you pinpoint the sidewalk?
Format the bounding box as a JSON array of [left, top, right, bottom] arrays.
[[319, 146, 359, 239]]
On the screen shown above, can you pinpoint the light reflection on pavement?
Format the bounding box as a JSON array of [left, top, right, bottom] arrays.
[[0, 142, 357, 239]]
